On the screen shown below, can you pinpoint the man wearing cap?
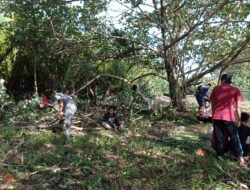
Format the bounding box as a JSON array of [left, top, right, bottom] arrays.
[[52, 90, 77, 139], [210, 74, 245, 166]]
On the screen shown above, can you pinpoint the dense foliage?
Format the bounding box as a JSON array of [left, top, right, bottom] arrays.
[[0, 0, 249, 107]]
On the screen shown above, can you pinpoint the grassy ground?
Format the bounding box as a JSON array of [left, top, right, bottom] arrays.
[[0, 108, 250, 190]]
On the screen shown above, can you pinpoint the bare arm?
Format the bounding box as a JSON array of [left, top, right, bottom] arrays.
[[58, 100, 64, 112], [56, 100, 65, 121]]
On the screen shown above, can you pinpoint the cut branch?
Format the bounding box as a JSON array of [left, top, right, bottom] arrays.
[[74, 72, 167, 95]]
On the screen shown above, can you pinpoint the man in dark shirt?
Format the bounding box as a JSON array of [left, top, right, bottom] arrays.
[[238, 112, 250, 156], [103, 106, 124, 130], [195, 83, 211, 109]]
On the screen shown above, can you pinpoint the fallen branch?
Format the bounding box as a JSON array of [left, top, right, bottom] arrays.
[[0, 126, 37, 131], [216, 164, 250, 186], [74, 74, 130, 95]]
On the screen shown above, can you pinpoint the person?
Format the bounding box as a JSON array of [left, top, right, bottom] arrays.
[[197, 100, 212, 123], [238, 112, 250, 156], [195, 83, 211, 109], [52, 90, 77, 139], [210, 73, 245, 166], [103, 106, 124, 130], [212, 112, 250, 158]]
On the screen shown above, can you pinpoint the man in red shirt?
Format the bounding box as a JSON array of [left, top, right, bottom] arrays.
[[210, 73, 245, 166]]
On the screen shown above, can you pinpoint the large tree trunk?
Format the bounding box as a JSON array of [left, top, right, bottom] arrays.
[[166, 64, 186, 111], [159, 0, 186, 111]]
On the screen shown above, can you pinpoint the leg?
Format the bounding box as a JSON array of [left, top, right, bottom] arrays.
[[213, 120, 225, 156], [196, 96, 201, 109], [56, 111, 63, 120], [117, 121, 125, 131], [206, 117, 212, 123], [102, 122, 112, 129], [196, 96, 204, 109], [225, 121, 244, 165], [225, 122, 243, 157], [197, 117, 211, 123], [64, 107, 76, 139]]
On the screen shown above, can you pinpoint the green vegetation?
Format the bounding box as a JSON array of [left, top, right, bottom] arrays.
[[0, 0, 249, 189], [0, 105, 250, 189], [0, 1, 249, 108]]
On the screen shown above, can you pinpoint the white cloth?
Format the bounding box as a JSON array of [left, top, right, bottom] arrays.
[[202, 106, 212, 118]]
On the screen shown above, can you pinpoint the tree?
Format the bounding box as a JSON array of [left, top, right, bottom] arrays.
[[0, 0, 249, 109], [107, 0, 250, 110], [0, 0, 110, 96]]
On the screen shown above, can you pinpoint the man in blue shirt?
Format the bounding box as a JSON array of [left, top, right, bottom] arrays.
[[195, 83, 211, 109]]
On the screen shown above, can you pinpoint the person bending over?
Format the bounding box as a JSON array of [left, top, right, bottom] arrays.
[[52, 90, 77, 139], [195, 83, 211, 109]]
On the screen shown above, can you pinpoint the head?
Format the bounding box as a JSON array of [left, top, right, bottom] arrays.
[[132, 85, 138, 92], [51, 90, 57, 96], [206, 83, 211, 88], [241, 112, 250, 124], [63, 89, 69, 94], [221, 74, 232, 84], [107, 106, 115, 115], [204, 100, 210, 108], [51, 90, 59, 102]]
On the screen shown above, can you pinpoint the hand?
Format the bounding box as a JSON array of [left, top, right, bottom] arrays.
[[56, 111, 64, 120], [237, 121, 241, 128]]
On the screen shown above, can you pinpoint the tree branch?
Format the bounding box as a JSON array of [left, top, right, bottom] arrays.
[[185, 40, 250, 87], [165, 0, 229, 50], [130, 72, 167, 83], [74, 72, 167, 95], [74, 74, 130, 95]]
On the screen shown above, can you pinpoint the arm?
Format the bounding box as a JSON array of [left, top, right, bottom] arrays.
[[56, 100, 65, 121], [205, 93, 210, 99], [58, 100, 64, 112], [235, 102, 241, 128], [103, 113, 111, 125], [235, 90, 242, 127], [208, 107, 212, 117], [204, 88, 210, 99], [210, 88, 214, 102], [114, 115, 121, 126]]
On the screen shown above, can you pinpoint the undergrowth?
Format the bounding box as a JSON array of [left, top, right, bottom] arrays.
[[0, 107, 249, 190]]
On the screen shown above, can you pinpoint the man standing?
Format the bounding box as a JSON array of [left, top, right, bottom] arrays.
[[210, 74, 245, 166], [195, 83, 211, 109], [53, 91, 77, 139]]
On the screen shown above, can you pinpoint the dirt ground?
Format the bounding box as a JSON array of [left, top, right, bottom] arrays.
[[155, 95, 250, 110]]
